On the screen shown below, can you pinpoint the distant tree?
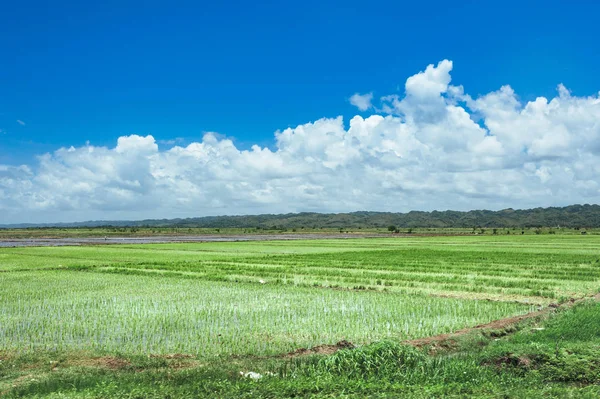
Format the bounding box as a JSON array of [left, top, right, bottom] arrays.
[[388, 225, 397, 232]]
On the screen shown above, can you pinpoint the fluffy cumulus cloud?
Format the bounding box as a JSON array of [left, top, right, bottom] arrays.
[[349, 92, 374, 111], [2, 59, 600, 223]]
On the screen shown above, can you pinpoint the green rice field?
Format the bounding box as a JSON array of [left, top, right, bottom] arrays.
[[2, 235, 600, 358]]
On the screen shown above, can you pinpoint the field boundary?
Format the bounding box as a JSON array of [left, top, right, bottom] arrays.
[[282, 292, 600, 358], [405, 292, 600, 348]]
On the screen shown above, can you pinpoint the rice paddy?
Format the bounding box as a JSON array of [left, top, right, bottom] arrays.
[[0, 271, 529, 356], [1, 235, 600, 358]]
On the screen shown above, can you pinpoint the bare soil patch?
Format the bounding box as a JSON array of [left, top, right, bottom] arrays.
[[283, 340, 355, 358], [486, 353, 532, 369], [68, 356, 131, 370]]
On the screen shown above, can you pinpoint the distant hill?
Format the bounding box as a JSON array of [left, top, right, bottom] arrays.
[[2, 204, 600, 229]]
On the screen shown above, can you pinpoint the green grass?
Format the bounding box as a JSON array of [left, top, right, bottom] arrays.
[[0, 270, 530, 356], [4, 235, 600, 303], [2, 235, 600, 397], [3, 301, 600, 398]]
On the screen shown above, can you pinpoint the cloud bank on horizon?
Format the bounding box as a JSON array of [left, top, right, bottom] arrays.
[[2, 60, 600, 223]]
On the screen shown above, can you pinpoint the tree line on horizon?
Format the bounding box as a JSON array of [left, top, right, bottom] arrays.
[[3, 204, 600, 230]]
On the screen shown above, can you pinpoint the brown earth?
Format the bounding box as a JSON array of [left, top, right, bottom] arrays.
[[283, 340, 355, 358], [67, 356, 131, 370], [486, 353, 532, 369]]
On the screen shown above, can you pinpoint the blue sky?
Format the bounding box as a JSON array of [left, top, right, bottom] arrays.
[[2, 0, 600, 223], [2, 0, 599, 164]]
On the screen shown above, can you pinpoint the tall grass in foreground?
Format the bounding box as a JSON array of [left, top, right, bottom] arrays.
[[7, 303, 600, 399], [0, 271, 532, 356]]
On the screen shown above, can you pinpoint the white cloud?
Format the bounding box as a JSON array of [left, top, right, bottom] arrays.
[[349, 92, 373, 111], [405, 59, 453, 99], [115, 134, 158, 154], [16, 120, 26, 126], [2, 59, 600, 223]]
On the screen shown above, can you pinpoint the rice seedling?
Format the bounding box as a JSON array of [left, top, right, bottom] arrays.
[[1, 235, 599, 358], [0, 270, 531, 356]]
